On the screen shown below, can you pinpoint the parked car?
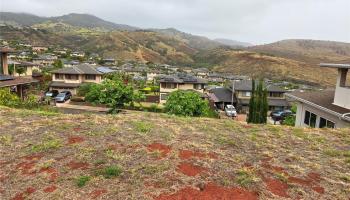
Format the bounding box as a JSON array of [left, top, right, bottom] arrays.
[[225, 105, 237, 117], [45, 90, 59, 98], [271, 110, 293, 121], [55, 91, 72, 103]]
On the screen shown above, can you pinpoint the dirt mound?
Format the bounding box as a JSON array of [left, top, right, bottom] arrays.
[[155, 182, 258, 200], [67, 136, 85, 144], [147, 143, 171, 158], [177, 162, 207, 177]]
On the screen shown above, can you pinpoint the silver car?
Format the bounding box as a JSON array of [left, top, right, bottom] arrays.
[[54, 91, 72, 103], [225, 105, 237, 117]]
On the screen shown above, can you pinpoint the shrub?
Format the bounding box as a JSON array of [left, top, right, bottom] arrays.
[[76, 176, 91, 187], [77, 83, 96, 97], [0, 89, 21, 107], [98, 165, 122, 179], [164, 90, 210, 117]]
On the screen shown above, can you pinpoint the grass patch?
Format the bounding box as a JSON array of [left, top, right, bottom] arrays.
[[31, 137, 62, 152], [76, 176, 91, 187], [132, 121, 153, 134], [98, 165, 122, 179], [235, 168, 259, 187], [292, 128, 309, 140], [0, 135, 12, 146], [215, 136, 236, 147]]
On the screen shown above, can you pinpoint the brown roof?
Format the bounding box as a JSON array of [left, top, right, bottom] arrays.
[[286, 90, 350, 115], [0, 47, 16, 53], [0, 76, 38, 87]]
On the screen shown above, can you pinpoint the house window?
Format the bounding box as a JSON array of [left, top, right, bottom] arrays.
[[85, 75, 96, 80], [269, 92, 283, 98], [304, 110, 317, 128], [319, 117, 335, 128], [65, 74, 79, 80], [160, 93, 168, 100], [194, 84, 203, 90], [161, 83, 176, 89], [55, 74, 64, 80], [242, 91, 251, 97]]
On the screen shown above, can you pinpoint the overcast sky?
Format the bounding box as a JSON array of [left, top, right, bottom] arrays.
[[1, 0, 350, 44]]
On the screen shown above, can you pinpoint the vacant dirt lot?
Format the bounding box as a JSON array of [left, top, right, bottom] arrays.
[[0, 107, 349, 199]]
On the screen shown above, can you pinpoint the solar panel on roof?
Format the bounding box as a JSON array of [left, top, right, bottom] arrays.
[[0, 75, 14, 81]]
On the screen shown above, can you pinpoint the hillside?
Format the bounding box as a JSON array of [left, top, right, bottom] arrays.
[[0, 107, 349, 199], [0, 12, 138, 31], [248, 39, 350, 64], [200, 48, 337, 86], [214, 38, 253, 48]]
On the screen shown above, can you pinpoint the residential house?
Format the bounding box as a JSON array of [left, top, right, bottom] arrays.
[[208, 87, 235, 110], [146, 70, 159, 81], [0, 48, 38, 99], [286, 63, 350, 128], [49, 64, 103, 95], [8, 60, 42, 76], [102, 58, 116, 66], [193, 68, 210, 78], [70, 51, 85, 58], [159, 74, 208, 103], [32, 46, 48, 52], [229, 80, 290, 113], [33, 54, 57, 66]]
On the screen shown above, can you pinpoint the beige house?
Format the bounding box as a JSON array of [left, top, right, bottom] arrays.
[[8, 60, 42, 76], [286, 63, 350, 128], [50, 64, 103, 95], [33, 55, 57, 66], [0, 48, 38, 99], [159, 75, 208, 103]]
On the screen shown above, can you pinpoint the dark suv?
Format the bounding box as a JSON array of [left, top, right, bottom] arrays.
[[271, 110, 293, 121], [54, 91, 72, 103]]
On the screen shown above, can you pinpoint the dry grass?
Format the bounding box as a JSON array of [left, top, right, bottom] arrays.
[[0, 106, 349, 199]]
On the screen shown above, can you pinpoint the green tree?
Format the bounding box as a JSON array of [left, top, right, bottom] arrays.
[[0, 89, 21, 107], [247, 80, 268, 124], [53, 59, 63, 68], [15, 67, 26, 76], [85, 79, 134, 113], [164, 90, 210, 117], [77, 83, 96, 97]]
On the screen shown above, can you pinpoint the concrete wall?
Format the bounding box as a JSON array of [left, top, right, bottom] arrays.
[[294, 102, 350, 128]]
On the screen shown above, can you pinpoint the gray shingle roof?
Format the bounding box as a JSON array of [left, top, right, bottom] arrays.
[[159, 75, 208, 84], [209, 88, 235, 103], [52, 64, 102, 75], [50, 82, 81, 88], [232, 80, 285, 92], [286, 90, 350, 115]]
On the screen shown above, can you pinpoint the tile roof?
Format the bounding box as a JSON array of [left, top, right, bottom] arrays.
[[52, 64, 103, 75], [286, 90, 350, 115]]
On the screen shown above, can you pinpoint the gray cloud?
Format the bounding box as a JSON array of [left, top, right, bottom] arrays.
[[1, 0, 350, 44]]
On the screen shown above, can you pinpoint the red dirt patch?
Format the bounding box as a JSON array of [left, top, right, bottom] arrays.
[[12, 187, 36, 200], [312, 186, 325, 194], [22, 154, 44, 161], [147, 143, 171, 158], [288, 176, 313, 186], [67, 136, 85, 144], [39, 167, 59, 182], [66, 161, 89, 170], [307, 172, 321, 182], [155, 182, 258, 200], [43, 185, 57, 193], [179, 150, 218, 160], [265, 178, 289, 198], [16, 161, 37, 175], [90, 189, 107, 199], [177, 162, 207, 177]]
